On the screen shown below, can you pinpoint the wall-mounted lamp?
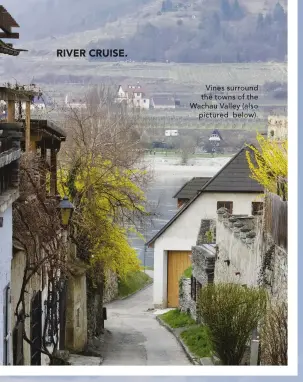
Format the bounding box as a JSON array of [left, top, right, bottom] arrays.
[[58, 196, 74, 226], [235, 272, 241, 276], [224, 260, 230, 266]]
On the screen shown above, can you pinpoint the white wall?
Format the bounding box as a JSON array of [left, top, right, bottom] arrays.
[[0, 205, 12, 365], [153, 192, 262, 307]]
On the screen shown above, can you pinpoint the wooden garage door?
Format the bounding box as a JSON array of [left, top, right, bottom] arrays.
[[167, 251, 191, 308]]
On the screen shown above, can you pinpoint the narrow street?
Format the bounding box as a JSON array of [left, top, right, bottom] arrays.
[[101, 271, 191, 365]]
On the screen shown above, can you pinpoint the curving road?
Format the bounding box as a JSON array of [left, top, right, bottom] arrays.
[[102, 271, 191, 365]]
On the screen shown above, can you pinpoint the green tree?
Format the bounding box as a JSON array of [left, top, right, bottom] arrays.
[[59, 86, 151, 336], [246, 133, 288, 200], [197, 284, 267, 365]]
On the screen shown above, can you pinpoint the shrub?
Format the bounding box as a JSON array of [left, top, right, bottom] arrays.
[[260, 301, 287, 365], [197, 283, 267, 365]]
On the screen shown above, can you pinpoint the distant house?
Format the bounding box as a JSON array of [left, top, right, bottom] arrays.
[[165, 129, 179, 137], [147, 146, 264, 309], [65, 94, 86, 109], [173, 177, 211, 208], [151, 96, 176, 109], [209, 129, 223, 142], [116, 83, 150, 109]]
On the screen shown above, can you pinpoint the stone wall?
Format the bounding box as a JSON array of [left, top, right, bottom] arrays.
[[103, 270, 118, 304], [215, 207, 287, 300], [215, 208, 262, 286], [179, 219, 216, 321], [179, 277, 196, 319]]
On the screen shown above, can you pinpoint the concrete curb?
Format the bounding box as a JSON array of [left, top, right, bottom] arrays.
[[118, 279, 153, 301], [156, 315, 200, 365]]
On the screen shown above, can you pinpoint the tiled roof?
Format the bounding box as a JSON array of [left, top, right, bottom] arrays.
[[201, 147, 263, 193], [173, 177, 211, 200]]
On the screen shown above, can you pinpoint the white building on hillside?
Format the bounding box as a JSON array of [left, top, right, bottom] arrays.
[[65, 94, 87, 109], [116, 83, 150, 109]]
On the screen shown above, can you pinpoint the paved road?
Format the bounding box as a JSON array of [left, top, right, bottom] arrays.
[[102, 271, 191, 365]]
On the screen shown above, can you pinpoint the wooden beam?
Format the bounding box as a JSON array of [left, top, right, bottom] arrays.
[[25, 101, 31, 152], [7, 100, 15, 122], [0, 32, 19, 39]]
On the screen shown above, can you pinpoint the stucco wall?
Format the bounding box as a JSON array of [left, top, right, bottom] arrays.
[[65, 274, 87, 352], [10, 249, 50, 365], [215, 211, 262, 286], [0, 206, 12, 365], [153, 192, 261, 307]]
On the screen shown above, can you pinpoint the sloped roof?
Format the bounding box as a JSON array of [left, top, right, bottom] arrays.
[[201, 147, 263, 193], [210, 129, 223, 140], [173, 177, 211, 199], [147, 146, 263, 247], [152, 96, 175, 106], [119, 83, 146, 94]]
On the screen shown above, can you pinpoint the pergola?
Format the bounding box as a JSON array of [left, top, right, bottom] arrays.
[[0, 5, 27, 56], [0, 87, 38, 152]]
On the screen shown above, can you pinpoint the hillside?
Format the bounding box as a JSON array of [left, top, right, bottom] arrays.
[[3, 0, 288, 63]]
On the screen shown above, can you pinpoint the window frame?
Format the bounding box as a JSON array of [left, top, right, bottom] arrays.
[[217, 201, 233, 214]]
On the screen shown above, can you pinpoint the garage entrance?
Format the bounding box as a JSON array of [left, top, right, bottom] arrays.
[[167, 251, 191, 307]]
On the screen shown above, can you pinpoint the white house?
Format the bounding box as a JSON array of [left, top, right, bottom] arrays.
[[165, 129, 179, 137], [0, 124, 21, 365], [209, 129, 223, 142], [147, 147, 264, 309], [65, 94, 87, 109], [116, 83, 150, 109]]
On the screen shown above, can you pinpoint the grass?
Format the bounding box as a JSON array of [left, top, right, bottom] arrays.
[[118, 270, 152, 298], [160, 309, 195, 328], [180, 326, 213, 359], [183, 266, 192, 278]]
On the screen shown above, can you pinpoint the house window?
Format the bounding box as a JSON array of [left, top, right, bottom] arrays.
[[217, 201, 233, 214], [191, 276, 197, 301], [252, 202, 263, 215]]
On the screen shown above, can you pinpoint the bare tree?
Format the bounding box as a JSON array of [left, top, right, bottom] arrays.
[[180, 136, 196, 165], [13, 153, 71, 365]]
